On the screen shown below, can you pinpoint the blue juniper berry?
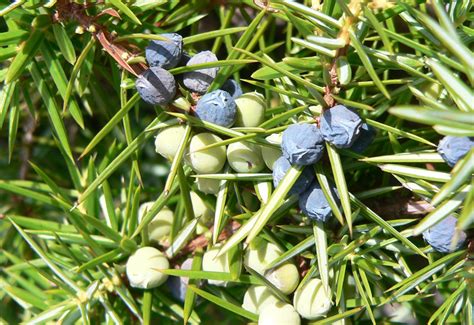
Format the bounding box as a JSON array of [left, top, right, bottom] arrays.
[[167, 258, 193, 302], [195, 90, 237, 127], [281, 123, 325, 165], [272, 156, 314, 195], [221, 79, 243, 99], [183, 51, 219, 93], [437, 136, 474, 167], [422, 215, 467, 253], [320, 105, 362, 148], [350, 122, 376, 153], [179, 51, 192, 66], [135, 67, 176, 106], [146, 33, 183, 69], [299, 182, 339, 223]]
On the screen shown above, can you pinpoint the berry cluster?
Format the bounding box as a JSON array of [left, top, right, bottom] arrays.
[[274, 105, 375, 223], [137, 33, 269, 182], [138, 33, 227, 104], [135, 33, 182, 106], [135, 33, 249, 130], [205, 237, 332, 323], [126, 33, 471, 323]]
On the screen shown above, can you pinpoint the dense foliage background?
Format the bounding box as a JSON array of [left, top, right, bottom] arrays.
[[0, 0, 472, 324]]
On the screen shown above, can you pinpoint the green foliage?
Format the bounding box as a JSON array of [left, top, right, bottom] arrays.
[[0, 0, 472, 324]]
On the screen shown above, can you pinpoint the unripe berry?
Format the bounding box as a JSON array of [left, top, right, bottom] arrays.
[[138, 202, 173, 242], [234, 92, 266, 127], [195, 177, 221, 195], [202, 245, 230, 286], [227, 141, 265, 173], [242, 190, 260, 212], [420, 81, 443, 100], [242, 285, 280, 314], [261, 133, 282, 171], [190, 191, 213, 224], [265, 263, 299, 294], [193, 192, 214, 234], [335, 56, 351, 85], [187, 133, 226, 174], [258, 302, 301, 325], [293, 278, 332, 319], [154, 125, 187, 160], [126, 247, 169, 289], [244, 238, 299, 294], [244, 237, 282, 274]]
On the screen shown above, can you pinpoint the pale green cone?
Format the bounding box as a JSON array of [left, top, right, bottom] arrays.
[[155, 125, 187, 160], [244, 237, 282, 274], [202, 245, 230, 286], [293, 278, 332, 319], [260, 133, 282, 171], [234, 92, 266, 127], [244, 237, 299, 294], [227, 141, 265, 173], [126, 247, 169, 289], [265, 263, 299, 295], [138, 202, 173, 242], [187, 132, 226, 174], [258, 302, 300, 325], [195, 177, 221, 195], [242, 285, 280, 314], [190, 191, 214, 234]]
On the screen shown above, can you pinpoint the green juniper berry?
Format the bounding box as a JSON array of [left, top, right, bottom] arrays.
[[1, 1, 473, 324], [126, 247, 170, 289], [234, 92, 266, 127]]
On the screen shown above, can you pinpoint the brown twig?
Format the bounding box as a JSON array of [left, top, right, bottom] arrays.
[[54, 0, 147, 76], [323, 0, 361, 109], [164, 220, 241, 261]]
